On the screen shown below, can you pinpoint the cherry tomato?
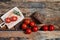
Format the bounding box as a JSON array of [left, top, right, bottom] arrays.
[[42, 25, 48, 31], [5, 17, 11, 23], [32, 26, 38, 32], [24, 19, 31, 24], [49, 25, 54, 31], [30, 21, 35, 27], [11, 16, 17, 21], [25, 28, 32, 34], [22, 24, 27, 30]]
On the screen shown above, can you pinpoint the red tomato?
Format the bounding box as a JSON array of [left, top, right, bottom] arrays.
[[25, 28, 32, 34], [49, 25, 54, 31], [32, 26, 38, 32], [11, 16, 17, 21], [5, 17, 11, 23], [22, 24, 27, 30], [42, 25, 48, 31], [24, 19, 31, 24], [30, 21, 35, 27]]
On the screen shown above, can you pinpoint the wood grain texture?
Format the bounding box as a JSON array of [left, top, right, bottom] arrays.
[[0, 31, 60, 39], [0, 1, 60, 40], [11, 0, 60, 2]]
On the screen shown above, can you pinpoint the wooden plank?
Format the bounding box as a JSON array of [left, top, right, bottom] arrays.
[[11, 0, 60, 2], [0, 31, 30, 37], [11, 0, 46, 2], [46, 0, 60, 2], [0, 31, 60, 39]]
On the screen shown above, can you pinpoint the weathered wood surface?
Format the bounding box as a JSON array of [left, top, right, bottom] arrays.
[[11, 0, 60, 2], [0, 0, 60, 40], [0, 2, 60, 27], [0, 31, 60, 39]]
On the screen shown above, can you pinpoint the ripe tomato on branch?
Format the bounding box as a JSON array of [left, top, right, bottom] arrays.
[[25, 28, 32, 34], [24, 19, 31, 25], [30, 21, 36, 27], [42, 25, 48, 31], [32, 26, 38, 32], [21, 24, 27, 30], [49, 25, 55, 31]]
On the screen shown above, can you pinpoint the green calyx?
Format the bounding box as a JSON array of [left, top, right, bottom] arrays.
[[13, 10, 20, 16]]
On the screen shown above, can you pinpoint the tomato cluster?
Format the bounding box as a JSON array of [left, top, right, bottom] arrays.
[[21, 19, 38, 34], [5, 16, 18, 23], [41, 24, 55, 31], [21, 19, 55, 34]]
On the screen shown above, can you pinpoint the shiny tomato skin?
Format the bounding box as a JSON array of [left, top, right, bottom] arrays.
[[24, 19, 31, 24], [25, 28, 32, 34], [32, 26, 38, 32], [30, 21, 35, 27], [49, 25, 54, 31], [42, 25, 48, 31], [22, 24, 27, 30], [11, 16, 17, 21], [5, 17, 11, 23]]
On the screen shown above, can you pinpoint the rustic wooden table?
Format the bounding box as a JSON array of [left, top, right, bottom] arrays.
[[0, 0, 60, 40]]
